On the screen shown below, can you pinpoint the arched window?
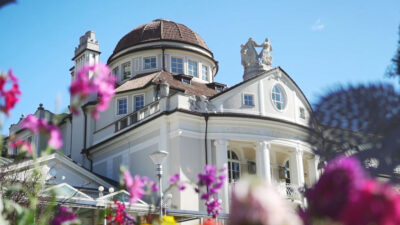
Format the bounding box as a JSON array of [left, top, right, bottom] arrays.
[[272, 85, 286, 110], [228, 150, 240, 183]]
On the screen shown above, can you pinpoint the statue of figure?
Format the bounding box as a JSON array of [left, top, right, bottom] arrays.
[[241, 38, 259, 67], [240, 44, 247, 67], [258, 38, 273, 66]]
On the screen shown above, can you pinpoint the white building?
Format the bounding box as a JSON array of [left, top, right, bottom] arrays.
[[5, 19, 319, 220]]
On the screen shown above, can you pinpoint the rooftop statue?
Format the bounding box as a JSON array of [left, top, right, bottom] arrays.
[[241, 37, 273, 80], [241, 38, 259, 67], [259, 38, 273, 66], [241, 38, 273, 68]]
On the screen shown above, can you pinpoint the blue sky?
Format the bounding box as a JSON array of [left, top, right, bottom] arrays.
[[0, 0, 399, 134]]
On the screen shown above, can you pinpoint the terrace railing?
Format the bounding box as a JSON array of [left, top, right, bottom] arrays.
[[114, 100, 160, 132]]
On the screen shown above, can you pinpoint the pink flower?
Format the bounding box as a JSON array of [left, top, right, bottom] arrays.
[[128, 175, 145, 204], [20, 114, 63, 150], [47, 124, 63, 149], [304, 156, 366, 221], [123, 170, 133, 187], [51, 207, 78, 225], [230, 178, 302, 225], [197, 165, 227, 217], [0, 69, 21, 116], [169, 173, 180, 185], [169, 173, 186, 191], [69, 63, 116, 119], [123, 170, 145, 204], [340, 179, 400, 225], [10, 139, 32, 154], [107, 200, 136, 225], [141, 176, 158, 192]]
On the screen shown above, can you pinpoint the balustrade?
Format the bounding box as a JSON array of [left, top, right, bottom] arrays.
[[114, 101, 160, 132]]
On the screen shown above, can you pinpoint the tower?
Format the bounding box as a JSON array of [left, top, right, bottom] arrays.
[[70, 31, 100, 166]]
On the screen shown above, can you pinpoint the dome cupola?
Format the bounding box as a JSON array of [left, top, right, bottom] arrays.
[[108, 19, 218, 83]]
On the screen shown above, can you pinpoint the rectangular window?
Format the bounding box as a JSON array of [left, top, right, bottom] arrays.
[[122, 62, 131, 80], [202, 65, 208, 81], [300, 107, 306, 119], [112, 67, 120, 80], [171, 57, 183, 74], [134, 95, 145, 111], [188, 60, 198, 77], [144, 57, 156, 69], [117, 98, 127, 115], [244, 94, 254, 106]]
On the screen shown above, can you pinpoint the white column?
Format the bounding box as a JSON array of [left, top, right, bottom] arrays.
[[307, 155, 320, 185], [256, 141, 272, 184], [214, 139, 229, 213], [290, 148, 305, 187], [159, 120, 169, 190], [258, 81, 266, 116], [270, 149, 277, 182]]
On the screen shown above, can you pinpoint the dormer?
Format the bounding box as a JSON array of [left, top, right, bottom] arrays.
[[173, 74, 193, 85], [207, 82, 227, 92]]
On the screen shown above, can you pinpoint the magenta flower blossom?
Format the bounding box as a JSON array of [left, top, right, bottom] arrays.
[[169, 173, 179, 185], [20, 114, 63, 149], [340, 179, 400, 225], [47, 124, 63, 149], [107, 200, 136, 225], [0, 69, 21, 116], [304, 155, 366, 221], [51, 207, 78, 225], [196, 165, 227, 218], [123, 170, 145, 204], [169, 173, 186, 191], [69, 63, 116, 119], [142, 176, 158, 192], [10, 139, 33, 154], [123, 170, 133, 188]]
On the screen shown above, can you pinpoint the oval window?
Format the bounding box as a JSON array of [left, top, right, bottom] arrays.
[[271, 85, 286, 110]]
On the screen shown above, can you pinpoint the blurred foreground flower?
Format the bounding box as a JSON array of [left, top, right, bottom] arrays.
[[170, 173, 186, 191], [70, 63, 116, 119], [10, 139, 33, 154], [303, 155, 400, 225], [123, 170, 145, 204], [196, 165, 226, 218], [21, 114, 63, 149], [203, 218, 221, 225], [106, 200, 135, 225], [229, 177, 303, 225], [51, 207, 80, 225], [0, 69, 21, 116], [340, 179, 400, 225], [161, 216, 178, 225], [305, 156, 365, 221]]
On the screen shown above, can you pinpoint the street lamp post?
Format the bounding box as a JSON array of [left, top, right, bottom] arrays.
[[149, 150, 169, 219]]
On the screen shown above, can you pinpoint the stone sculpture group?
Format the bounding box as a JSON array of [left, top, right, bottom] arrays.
[[241, 38, 273, 68]]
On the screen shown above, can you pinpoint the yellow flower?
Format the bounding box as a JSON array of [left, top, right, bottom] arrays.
[[161, 216, 177, 225]]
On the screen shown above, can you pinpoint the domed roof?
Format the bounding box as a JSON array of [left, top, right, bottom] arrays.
[[112, 19, 211, 55]]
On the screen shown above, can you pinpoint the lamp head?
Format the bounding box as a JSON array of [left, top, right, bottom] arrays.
[[149, 150, 168, 165]]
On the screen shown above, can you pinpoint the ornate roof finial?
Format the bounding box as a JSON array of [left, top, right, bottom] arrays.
[[38, 103, 44, 110]]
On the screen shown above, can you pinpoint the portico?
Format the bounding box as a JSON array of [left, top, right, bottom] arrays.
[[212, 138, 319, 212]]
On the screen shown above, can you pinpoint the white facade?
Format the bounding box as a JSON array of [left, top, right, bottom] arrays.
[[6, 19, 320, 215]]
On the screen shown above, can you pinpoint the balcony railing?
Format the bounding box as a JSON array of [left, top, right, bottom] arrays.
[[278, 183, 302, 201], [114, 101, 160, 132]]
